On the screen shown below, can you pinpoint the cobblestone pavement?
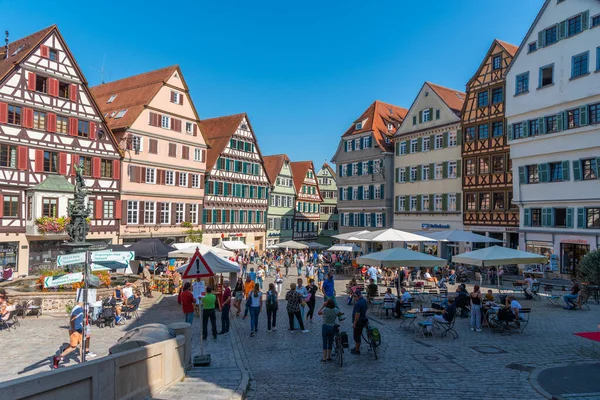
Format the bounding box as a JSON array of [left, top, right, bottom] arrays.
[[232, 273, 600, 400]]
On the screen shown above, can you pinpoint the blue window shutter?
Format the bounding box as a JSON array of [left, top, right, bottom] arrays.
[[539, 118, 546, 134], [344, 141, 348, 152], [412, 116, 417, 125], [558, 20, 567, 40], [562, 161, 570, 181], [566, 208, 574, 228], [358, 162, 363, 176], [550, 208, 555, 227], [573, 160, 582, 181], [522, 122, 529, 138], [360, 213, 365, 227], [524, 209, 531, 227], [382, 213, 386, 227], [596, 157, 600, 177], [538, 67, 543, 89], [368, 161, 373, 174], [368, 136, 373, 147], [577, 208, 586, 228], [518, 166, 526, 184], [338, 165, 342, 176], [508, 124, 514, 140], [339, 188, 343, 199], [370, 213, 376, 227], [539, 163, 548, 183], [369, 185, 374, 199], [380, 184, 384, 198], [541, 208, 549, 227], [538, 31, 544, 48], [358, 186, 363, 200], [557, 112, 564, 131], [582, 10, 589, 30], [349, 213, 354, 227]]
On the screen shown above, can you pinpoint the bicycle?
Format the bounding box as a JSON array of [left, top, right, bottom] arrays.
[[332, 324, 344, 367], [361, 319, 381, 360]]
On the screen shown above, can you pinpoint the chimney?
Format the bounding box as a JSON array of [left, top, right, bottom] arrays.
[[4, 31, 8, 60]]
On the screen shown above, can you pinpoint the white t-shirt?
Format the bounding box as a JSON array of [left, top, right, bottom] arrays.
[[524, 277, 533, 290], [424, 272, 432, 279], [123, 286, 134, 299]]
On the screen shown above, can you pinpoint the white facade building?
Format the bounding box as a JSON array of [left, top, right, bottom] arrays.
[[506, 0, 600, 277]]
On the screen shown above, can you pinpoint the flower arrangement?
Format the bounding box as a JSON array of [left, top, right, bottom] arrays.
[[35, 216, 69, 234]]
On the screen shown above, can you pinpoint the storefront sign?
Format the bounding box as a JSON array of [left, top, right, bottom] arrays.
[[422, 223, 450, 230], [560, 238, 588, 244], [268, 233, 281, 237]]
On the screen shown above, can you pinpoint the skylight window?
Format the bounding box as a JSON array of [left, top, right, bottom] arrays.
[[107, 94, 117, 103], [115, 110, 127, 119], [355, 122, 363, 130]]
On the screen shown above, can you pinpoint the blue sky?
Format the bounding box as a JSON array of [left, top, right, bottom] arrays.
[[4, 0, 543, 169]]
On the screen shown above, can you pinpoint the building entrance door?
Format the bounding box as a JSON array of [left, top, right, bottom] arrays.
[[560, 243, 590, 275]]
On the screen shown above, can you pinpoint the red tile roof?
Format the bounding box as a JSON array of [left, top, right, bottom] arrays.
[[90, 66, 179, 131], [341, 100, 408, 152], [290, 161, 321, 200], [496, 39, 519, 57], [200, 113, 268, 177], [426, 82, 466, 115], [0, 25, 56, 84], [263, 154, 290, 185]]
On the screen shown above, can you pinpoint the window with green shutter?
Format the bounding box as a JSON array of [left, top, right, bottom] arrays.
[[456, 193, 462, 212], [524, 209, 531, 226], [518, 166, 526, 184], [443, 132, 449, 148], [566, 208, 574, 228], [538, 163, 549, 182], [416, 166, 422, 181], [417, 137, 422, 152], [577, 208, 586, 228], [442, 194, 448, 211], [413, 116, 417, 125], [562, 161, 570, 181], [442, 162, 448, 179], [573, 160, 582, 180], [429, 194, 434, 212], [358, 186, 363, 200], [416, 195, 422, 211], [404, 196, 409, 211], [358, 162, 363, 176], [380, 184, 384, 198], [369, 185, 374, 199]]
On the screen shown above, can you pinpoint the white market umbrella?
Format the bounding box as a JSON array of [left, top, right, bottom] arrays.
[[306, 242, 328, 250], [275, 240, 308, 249], [219, 240, 249, 250], [176, 249, 240, 275], [419, 229, 503, 243], [328, 244, 361, 252], [356, 228, 434, 243], [452, 246, 548, 267], [333, 230, 370, 241], [357, 247, 447, 268], [170, 243, 234, 258]]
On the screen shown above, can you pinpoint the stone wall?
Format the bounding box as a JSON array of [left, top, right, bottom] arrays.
[[0, 325, 191, 400]]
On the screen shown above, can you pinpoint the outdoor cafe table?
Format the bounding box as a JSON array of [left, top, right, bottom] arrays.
[[407, 308, 443, 314]]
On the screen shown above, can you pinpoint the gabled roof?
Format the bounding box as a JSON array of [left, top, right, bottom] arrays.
[[465, 39, 519, 89], [90, 66, 179, 131], [200, 113, 267, 176], [341, 100, 408, 152], [0, 25, 56, 83], [263, 154, 290, 185], [320, 163, 337, 179], [426, 82, 466, 115], [290, 161, 315, 193], [27, 175, 75, 193], [505, 0, 551, 76], [496, 40, 519, 57]]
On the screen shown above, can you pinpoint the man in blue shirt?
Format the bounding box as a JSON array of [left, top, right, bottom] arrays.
[[367, 265, 379, 284], [321, 272, 336, 307], [351, 290, 368, 355], [248, 268, 257, 283], [53, 302, 85, 369]]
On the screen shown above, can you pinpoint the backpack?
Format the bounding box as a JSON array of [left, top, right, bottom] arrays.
[[370, 327, 381, 346], [266, 291, 278, 310]]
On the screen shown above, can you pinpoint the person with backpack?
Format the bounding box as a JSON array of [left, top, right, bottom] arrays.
[[266, 283, 278, 332], [284, 255, 291, 277]]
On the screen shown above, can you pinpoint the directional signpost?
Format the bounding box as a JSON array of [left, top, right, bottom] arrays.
[[90, 251, 134, 271], [44, 272, 84, 288], [56, 253, 86, 267]]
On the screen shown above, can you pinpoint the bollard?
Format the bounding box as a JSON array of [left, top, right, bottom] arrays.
[[168, 322, 192, 369]]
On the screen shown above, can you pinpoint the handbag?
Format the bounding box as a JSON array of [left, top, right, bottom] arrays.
[[305, 293, 312, 303]]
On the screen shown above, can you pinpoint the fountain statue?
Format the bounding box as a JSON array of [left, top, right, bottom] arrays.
[[66, 161, 91, 246]]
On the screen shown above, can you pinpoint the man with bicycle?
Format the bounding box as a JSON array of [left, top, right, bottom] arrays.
[[351, 289, 368, 355]]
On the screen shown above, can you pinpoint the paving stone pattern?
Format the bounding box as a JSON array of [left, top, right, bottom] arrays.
[[234, 274, 600, 400]]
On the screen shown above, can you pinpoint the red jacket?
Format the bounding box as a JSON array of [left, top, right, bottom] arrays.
[[180, 290, 195, 314]]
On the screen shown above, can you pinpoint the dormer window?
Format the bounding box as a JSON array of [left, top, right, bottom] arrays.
[[107, 94, 117, 103], [387, 123, 394, 131], [355, 122, 363, 130], [115, 110, 128, 119]]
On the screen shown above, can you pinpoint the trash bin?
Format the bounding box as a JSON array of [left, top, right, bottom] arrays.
[[109, 323, 175, 354]]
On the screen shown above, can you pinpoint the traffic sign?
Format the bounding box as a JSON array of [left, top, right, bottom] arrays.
[[56, 253, 86, 267], [91, 260, 128, 271], [44, 272, 84, 288], [91, 251, 135, 263], [181, 248, 214, 279]]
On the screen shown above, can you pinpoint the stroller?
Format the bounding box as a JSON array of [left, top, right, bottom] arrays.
[[98, 305, 116, 328]]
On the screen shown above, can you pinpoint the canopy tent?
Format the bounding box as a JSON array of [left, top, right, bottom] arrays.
[[104, 244, 130, 251], [417, 229, 503, 243], [169, 243, 233, 258], [275, 240, 308, 249], [357, 247, 447, 268], [451, 246, 548, 267], [218, 240, 249, 250], [306, 242, 328, 250], [328, 244, 361, 252], [128, 238, 177, 261], [176, 249, 240, 276], [333, 230, 370, 241], [355, 228, 435, 243]]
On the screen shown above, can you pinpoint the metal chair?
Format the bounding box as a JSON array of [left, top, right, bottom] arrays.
[[25, 298, 43, 318], [399, 303, 417, 331], [512, 282, 524, 299], [416, 312, 435, 338], [0, 310, 20, 331], [531, 283, 541, 301], [435, 313, 458, 339], [544, 285, 561, 306], [516, 308, 531, 333]]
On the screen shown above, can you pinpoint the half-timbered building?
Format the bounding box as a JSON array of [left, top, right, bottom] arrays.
[[200, 113, 269, 251], [0, 26, 122, 275], [461, 40, 519, 249], [290, 161, 323, 241], [316, 163, 339, 246], [91, 66, 207, 244], [263, 154, 296, 246]]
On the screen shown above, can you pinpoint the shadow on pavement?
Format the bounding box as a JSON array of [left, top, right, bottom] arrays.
[[536, 363, 600, 398]]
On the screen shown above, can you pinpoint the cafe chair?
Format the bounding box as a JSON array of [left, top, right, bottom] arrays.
[[543, 285, 561, 306], [416, 311, 435, 339]]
